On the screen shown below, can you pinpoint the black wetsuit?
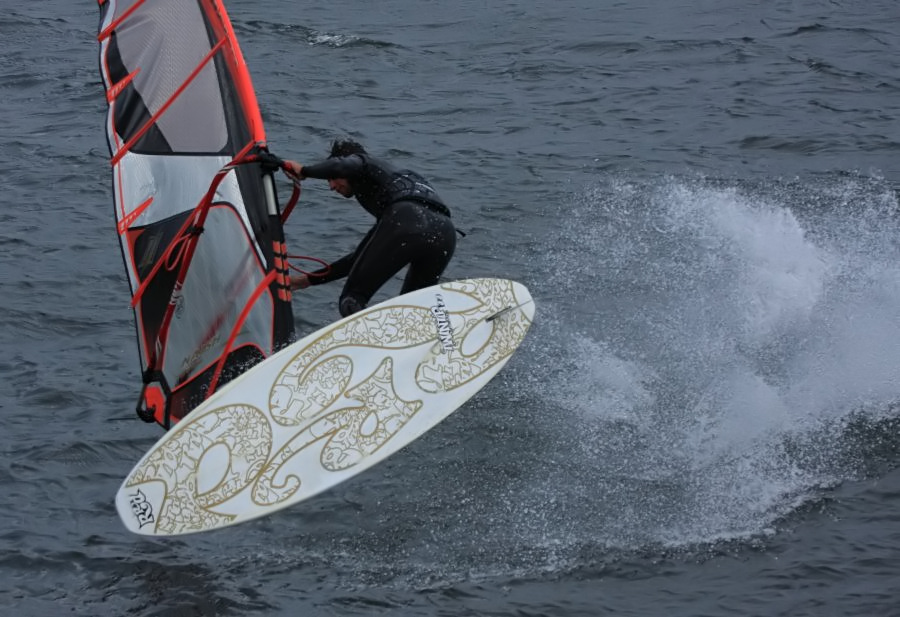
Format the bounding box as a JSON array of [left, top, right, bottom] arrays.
[[302, 153, 457, 317]]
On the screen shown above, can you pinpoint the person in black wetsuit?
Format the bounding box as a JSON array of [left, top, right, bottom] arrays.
[[283, 139, 457, 317]]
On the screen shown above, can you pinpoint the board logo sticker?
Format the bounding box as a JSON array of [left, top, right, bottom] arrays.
[[430, 294, 456, 352], [127, 488, 156, 529]]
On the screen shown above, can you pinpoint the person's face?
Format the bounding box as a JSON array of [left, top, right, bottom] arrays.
[[328, 178, 353, 197]]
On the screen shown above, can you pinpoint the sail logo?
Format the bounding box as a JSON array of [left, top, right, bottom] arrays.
[[430, 294, 456, 352], [128, 489, 156, 529]]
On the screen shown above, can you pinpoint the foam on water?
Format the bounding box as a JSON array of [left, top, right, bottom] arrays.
[[531, 173, 900, 547]]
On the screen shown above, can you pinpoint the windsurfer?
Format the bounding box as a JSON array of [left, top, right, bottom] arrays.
[[284, 139, 457, 317]]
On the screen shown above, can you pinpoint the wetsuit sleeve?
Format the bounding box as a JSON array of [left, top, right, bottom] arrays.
[[302, 155, 366, 180], [307, 253, 353, 285], [307, 225, 376, 285]]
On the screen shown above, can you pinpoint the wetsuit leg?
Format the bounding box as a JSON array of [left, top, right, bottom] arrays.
[[399, 224, 456, 293], [338, 201, 456, 316]]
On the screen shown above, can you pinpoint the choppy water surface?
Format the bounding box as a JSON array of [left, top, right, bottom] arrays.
[[2, 1, 899, 615]]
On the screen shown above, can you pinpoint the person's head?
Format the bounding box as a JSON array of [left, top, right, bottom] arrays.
[[329, 139, 366, 158], [328, 177, 353, 197], [327, 139, 366, 197]]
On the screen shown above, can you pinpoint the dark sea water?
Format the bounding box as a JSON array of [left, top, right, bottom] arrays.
[[2, 1, 900, 615]]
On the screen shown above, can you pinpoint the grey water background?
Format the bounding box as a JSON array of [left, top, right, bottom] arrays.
[[2, 0, 900, 614]]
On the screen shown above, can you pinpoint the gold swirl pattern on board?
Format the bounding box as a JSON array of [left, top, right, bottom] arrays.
[[127, 279, 533, 533], [269, 306, 436, 425], [126, 403, 272, 535], [252, 357, 422, 506]]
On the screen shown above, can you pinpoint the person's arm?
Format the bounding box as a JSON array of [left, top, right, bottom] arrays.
[[307, 253, 354, 284], [283, 155, 365, 181], [289, 254, 352, 290], [289, 257, 348, 290], [290, 273, 310, 290], [290, 225, 376, 289]]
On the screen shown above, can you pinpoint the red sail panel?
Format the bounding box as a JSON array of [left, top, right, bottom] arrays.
[[97, 0, 294, 428]]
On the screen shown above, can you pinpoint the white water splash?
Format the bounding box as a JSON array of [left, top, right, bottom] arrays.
[[531, 174, 900, 546]]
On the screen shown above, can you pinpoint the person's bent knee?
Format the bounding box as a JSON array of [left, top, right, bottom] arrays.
[[339, 294, 366, 317]]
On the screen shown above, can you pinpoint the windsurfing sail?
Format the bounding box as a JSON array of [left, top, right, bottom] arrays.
[[96, 0, 295, 429]]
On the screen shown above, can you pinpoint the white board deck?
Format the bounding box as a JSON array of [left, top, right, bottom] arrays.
[[116, 278, 535, 536]]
